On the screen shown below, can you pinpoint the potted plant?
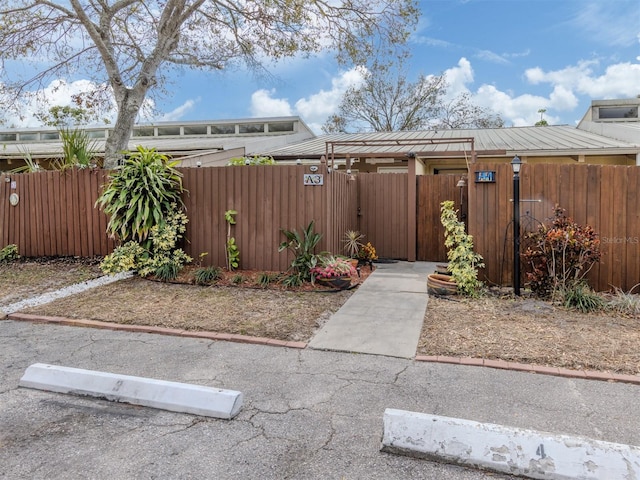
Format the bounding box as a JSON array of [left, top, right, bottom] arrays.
[[311, 255, 356, 289], [357, 241, 378, 269], [427, 201, 484, 296], [343, 230, 365, 265]]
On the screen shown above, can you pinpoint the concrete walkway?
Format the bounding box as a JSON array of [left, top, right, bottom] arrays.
[[309, 261, 436, 358]]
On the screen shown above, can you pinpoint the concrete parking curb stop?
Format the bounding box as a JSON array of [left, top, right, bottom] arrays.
[[381, 409, 640, 480], [19, 363, 244, 419]]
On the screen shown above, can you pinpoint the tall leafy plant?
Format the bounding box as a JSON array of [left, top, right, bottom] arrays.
[[279, 221, 323, 284], [95, 146, 185, 246], [522, 205, 601, 300], [440, 200, 484, 297], [53, 128, 98, 170], [225, 209, 240, 271]]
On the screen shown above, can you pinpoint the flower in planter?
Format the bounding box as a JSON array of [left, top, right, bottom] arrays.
[[310, 255, 356, 279], [357, 242, 378, 262]]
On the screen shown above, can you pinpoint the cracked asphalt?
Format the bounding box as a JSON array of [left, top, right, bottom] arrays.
[[2, 320, 639, 479]]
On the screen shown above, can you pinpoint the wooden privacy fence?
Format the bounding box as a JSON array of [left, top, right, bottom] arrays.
[[3, 163, 639, 291], [469, 163, 640, 292], [0, 166, 358, 271], [0, 169, 115, 257], [181, 165, 357, 271]]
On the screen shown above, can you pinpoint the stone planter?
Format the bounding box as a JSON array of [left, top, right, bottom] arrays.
[[316, 276, 352, 290], [427, 273, 457, 295], [435, 263, 450, 275]]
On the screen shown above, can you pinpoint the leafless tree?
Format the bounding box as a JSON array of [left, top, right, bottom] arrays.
[[0, 0, 418, 167], [435, 93, 504, 129], [324, 64, 503, 132]]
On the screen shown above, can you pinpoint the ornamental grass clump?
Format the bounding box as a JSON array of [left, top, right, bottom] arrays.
[[440, 200, 484, 297]]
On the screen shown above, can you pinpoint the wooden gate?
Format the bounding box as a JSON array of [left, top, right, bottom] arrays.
[[416, 174, 468, 262], [356, 173, 409, 260]]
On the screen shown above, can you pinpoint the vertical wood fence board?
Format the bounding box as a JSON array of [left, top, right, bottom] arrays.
[[626, 167, 640, 291], [611, 167, 628, 290]]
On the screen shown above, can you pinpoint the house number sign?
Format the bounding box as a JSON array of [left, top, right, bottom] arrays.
[[303, 174, 323, 186]]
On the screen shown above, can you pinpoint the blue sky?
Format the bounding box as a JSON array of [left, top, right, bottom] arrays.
[[158, 0, 640, 132], [6, 0, 640, 133]]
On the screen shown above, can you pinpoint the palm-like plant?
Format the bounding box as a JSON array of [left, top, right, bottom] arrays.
[[279, 221, 323, 282], [95, 146, 185, 245], [342, 230, 364, 258]]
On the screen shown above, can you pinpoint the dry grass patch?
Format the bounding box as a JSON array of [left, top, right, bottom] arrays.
[[22, 277, 353, 342], [0, 258, 103, 305], [419, 295, 640, 376]]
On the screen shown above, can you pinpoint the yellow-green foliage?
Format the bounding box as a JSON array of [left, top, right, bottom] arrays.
[[440, 200, 484, 297], [100, 241, 147, 274], [100, 205, 192, 278]]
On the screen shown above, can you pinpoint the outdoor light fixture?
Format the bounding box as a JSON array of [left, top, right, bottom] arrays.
[[4, 177, 11, 183], [511, 155, 522, 296], [244, 158, 251, 165], [296, 159, 302, 165], [196, 161, 202, 168], [511, 155, 522, 174], [457, 176, 467, 220]]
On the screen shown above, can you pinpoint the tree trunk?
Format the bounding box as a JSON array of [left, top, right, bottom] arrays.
[[103, 88, 147, 169]]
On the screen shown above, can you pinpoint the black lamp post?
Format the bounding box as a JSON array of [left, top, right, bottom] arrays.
[[511, 155, 522, 296]]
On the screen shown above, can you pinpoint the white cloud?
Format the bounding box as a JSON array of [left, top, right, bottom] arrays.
[[157, 99, 198, 122], [440, 57, 474, 97], [250, 67, 365, 133], [525, 60, 640, 99], [569, 1, 640, 47], [473, 85, 559, 127], [250, 89, 293, 117], [1, 79, 112, 127], [475, 50, 509, 65]]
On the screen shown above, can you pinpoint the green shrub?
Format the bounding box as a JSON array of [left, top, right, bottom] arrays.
[[99, 241, 147, 274], [95, 146, 185, 245], [440, 200, 484, 297], [281, 273, 304, 288], [257, 272, 280, 288], [522, 205, 601, 300], [100, 205, 192, 277], [53, 128, 98, 170], [231, 274, 244, 284], [153, 260, 180, 282], [194, 266, 222, 285], [0, 244, 20, 263], [228, 155, 275, 166], [278, 221, 323, 283], [561, 281, 605, 313], [225, 210, 240, 271]]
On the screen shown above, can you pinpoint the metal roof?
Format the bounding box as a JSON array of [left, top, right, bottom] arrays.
[[0, 116, 315, 160], [260, 125, 640, 160]]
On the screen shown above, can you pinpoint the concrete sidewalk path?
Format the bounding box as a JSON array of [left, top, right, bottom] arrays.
[[309, 261, 435, 358]]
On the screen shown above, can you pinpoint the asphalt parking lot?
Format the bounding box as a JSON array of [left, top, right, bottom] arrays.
[[2, 320, 639, 480]]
